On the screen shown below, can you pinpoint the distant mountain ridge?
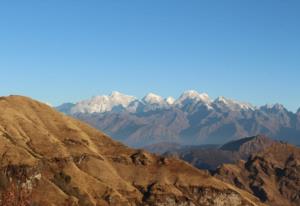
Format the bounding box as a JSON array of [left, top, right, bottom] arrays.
[[60, 90, 256, 114], [56, 91, 300, 147], [160, 135, 278, 170], [220, 135, 275, 157]]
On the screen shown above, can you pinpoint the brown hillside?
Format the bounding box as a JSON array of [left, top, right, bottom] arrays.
[[0, 95, 264, 206]]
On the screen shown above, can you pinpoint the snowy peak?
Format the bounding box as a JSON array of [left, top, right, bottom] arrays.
[[182, 90, 210, 102], [70, 91, 136, 114], [165, 96, 175, 105], [109, 91, 136, 103], [182, 90, 200, 97], [175, 90, 211, 105], [260, 103, 286, 113], [142, 93, 165, 105], [214, 96, 228, 104], [214, 96, 254, 111]]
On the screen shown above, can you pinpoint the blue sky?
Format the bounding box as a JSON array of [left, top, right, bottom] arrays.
[[0, 1, 299, 111]]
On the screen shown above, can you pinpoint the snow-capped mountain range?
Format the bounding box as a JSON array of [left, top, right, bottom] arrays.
[[56, 90, 300, 147], [63, 90, 259, 114]]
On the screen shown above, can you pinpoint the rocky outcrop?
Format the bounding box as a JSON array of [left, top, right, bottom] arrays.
[[214, 143, 300, 206]]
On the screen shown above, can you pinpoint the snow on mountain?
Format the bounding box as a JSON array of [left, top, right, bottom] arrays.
[[166, 97, 175, 105], [175, 90, 211, 105], [174, 90, 212, 111], [60, 90, 294, 115], [56, 91, 300, 147], [70, 91, 137, 114], [126, 100, 143, 113], [140, 93, 172, 111], [260, 103, 286, 113], [142, 93, 165, 105], [214, 96, 254, 111]]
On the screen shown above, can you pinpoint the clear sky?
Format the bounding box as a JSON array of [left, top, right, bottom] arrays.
[[0, 1, 299, 111]]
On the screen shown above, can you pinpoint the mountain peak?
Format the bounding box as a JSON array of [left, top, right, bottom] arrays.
[[70, 92, 136, 114], [109, 91, 136, 101], [182, 90, 210, 99], [214, 96, 254, 111], [182, 90, 200, 96], [142, 93, 164, 104], [215, 96, 227, 103], [260, 103, 286, 112], [165, 96, 175, 105], [176, 90, 211, 105]]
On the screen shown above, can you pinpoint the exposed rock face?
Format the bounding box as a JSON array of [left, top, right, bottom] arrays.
[[0, 96, 264, 206], [214, 143, 300, 206]]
